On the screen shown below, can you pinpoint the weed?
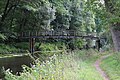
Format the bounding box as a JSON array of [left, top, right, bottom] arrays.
[[4, 50, 104, 80]]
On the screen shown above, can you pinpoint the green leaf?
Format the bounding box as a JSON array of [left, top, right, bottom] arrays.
[[0, 33, 7, 40]]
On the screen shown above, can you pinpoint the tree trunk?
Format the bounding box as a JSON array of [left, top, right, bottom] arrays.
[[110, 25, 120, 51], [0, 0, 10, 31], [0, 0, 20, 31], [104, 0, 120, 51]]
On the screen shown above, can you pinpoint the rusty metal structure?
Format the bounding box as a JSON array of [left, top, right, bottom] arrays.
[[18, 30, 100, 53], [19, 30, 98, 39]]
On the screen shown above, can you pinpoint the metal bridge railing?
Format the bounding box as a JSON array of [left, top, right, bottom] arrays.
[[19, 30, 97, 38]]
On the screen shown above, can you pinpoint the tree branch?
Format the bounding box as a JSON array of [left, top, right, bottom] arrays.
[[1, 0, 10, 22]]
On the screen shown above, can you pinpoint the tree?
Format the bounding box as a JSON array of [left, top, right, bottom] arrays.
[[49, 0, 71, 30], [104, 0, 120, 51], [0, 0, 20, 31], [14, 0, 56, 32]]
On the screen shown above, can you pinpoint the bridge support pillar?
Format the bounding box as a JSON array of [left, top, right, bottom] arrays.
[[29, 37, 35, 53], [96, 39, 101, 51]]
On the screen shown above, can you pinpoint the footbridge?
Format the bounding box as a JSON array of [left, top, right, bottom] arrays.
[[19, 30, 99, 39], [18, 30, 100, 53]]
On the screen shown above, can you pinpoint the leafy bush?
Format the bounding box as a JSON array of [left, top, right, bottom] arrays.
[[0, 33, 7, 41], [54, 42, 67, 50], [0, 44, 19, 54], [38, 43, 60, 56], [4, 50, 104, 80], [14, 42, 29, 50], [35, 42, 66, 56], [67, 39, 84, 50], [4, 54, 64, 80], [74, 39, 84, 49]]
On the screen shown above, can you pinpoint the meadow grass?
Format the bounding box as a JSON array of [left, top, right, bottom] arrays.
[[4, 50, 104, 80], [101, 52, 120, 80], [63, 50, 103, 80]]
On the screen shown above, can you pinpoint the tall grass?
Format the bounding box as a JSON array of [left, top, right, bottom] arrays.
[[4, 50, 104, 80], [101, 52, 120, 80], [0, 44, 19, 54]]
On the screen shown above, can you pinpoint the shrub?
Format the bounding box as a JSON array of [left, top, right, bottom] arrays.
[[0, 44, 19, 54], [4, 54, 64, 80], [35, 42, 66, 56], [4, 50, 103, 80], [14, 42, 29, 50], [54, 42, 67, 50], [67, 39, 84, 50]]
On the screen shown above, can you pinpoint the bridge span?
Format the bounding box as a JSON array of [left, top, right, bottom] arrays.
[[19, 30, 99, 39], [18, 30, 100, 53]]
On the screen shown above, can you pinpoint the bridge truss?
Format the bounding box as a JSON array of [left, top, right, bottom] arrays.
[[18, 30, 100, 53]]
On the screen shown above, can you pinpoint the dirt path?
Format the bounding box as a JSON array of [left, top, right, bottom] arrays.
[[94, 54, 112, 80]]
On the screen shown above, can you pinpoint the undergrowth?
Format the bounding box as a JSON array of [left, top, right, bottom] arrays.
[[101, 52, 120, 80], [0, 44, 20, 54], [4, 50, 104, 80]]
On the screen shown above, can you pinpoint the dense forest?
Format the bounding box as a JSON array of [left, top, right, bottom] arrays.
[[0, 0, 119, 49], [0, 0, 120, 80]]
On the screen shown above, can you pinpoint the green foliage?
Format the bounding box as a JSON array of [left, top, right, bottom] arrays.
[[39, 43, 57, 51], [67, 39, 85, 50], [4, 50, 104, 80], [101, 53, 120, 80], [14, 42, 29, 50], [0, 44, 19, 54], [0, 0, 5, 13], [4, 54, 63, 80], [50, 0, 96, 32], [0, 33, 6, 41], [0, 0, 104, 48], [0, 0, 56, 34], [18, 0, 56, 31], [0, 42, 30, 54], [54, 42, 66, 50], [36, 42, 66, 56], [74, 39, 85, 49], [90, 0, 120, 29]]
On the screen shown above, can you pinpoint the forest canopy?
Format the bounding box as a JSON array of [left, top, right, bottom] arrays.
[[0, 0, 120, 51]]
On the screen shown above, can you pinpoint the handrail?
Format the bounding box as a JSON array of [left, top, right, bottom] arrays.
[[19, 30, 98, 39]]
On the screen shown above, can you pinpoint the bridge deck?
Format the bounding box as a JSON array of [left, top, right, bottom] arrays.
[[19, 30, 99, 39]]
